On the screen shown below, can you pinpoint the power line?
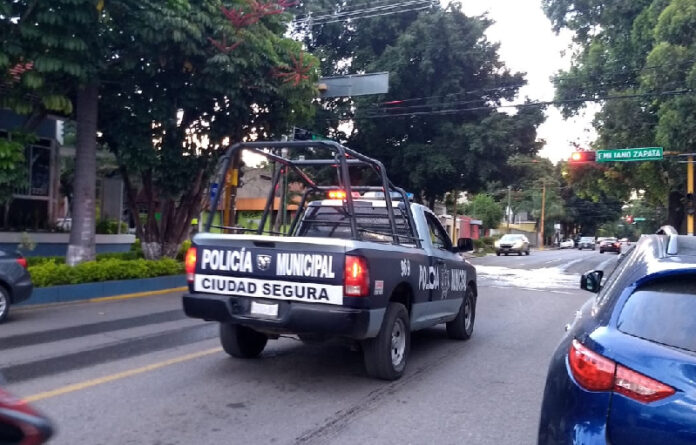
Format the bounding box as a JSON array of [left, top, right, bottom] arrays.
[[292, 0, 427, 20], [293, 0, 433, 23], [292, 0, 436, 27], [358, 89, 695, 119]]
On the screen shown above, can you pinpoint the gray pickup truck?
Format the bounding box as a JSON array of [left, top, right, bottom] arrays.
[[183, 141, 477, 380]]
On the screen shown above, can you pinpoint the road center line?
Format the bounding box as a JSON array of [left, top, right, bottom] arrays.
[[24, 347, 222, 403]]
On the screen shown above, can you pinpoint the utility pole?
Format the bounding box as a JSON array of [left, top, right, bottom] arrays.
[[506, 185, 512, 233], [688, 155, 694, 235], [451, 189, 458, 243], [540, 179, 546, 250]]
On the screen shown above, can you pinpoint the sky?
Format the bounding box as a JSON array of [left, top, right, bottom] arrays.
[[456, 0, 599, 163]]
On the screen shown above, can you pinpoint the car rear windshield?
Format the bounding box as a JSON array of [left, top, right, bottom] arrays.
[[296, 203, 415, 244], [500, 235, 524, 242], [617, 276, 696, 353], [580, 237, 594, 242]]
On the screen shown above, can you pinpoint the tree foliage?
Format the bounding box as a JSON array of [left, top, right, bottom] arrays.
[[464, 194, 503, 233], [298, 3, 544, 205], [99, 0, 317, 258], [544, 0, 696, 229]]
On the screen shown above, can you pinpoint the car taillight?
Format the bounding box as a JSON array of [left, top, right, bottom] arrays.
[[344, 255, 369, 297], [185, 247, 197, 283], [614, 364, 675, 403], [568, 339, 615, 391], [568, 339, 675, 403], [16, 257, 27, 269]]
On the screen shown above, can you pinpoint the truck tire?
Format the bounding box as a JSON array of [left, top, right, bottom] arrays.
[[362, 302, 410, 380], [0, 286, 9, 323], [446, 287, 475, 340], [219, 323, 268, 358]]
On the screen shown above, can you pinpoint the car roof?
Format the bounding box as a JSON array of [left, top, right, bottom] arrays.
[[628, 234, 696, 275]]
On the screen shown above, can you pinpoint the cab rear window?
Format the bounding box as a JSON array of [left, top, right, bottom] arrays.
[[296, 204, 414, 244], [617, 277, 696, 352]]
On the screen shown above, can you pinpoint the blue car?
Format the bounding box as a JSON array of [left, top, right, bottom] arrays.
[[538, 230, 696, 445]]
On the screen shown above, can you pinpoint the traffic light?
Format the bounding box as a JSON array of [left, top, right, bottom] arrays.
[[569, 151, 596, 163]]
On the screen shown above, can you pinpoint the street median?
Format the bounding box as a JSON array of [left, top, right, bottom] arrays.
[[22, 274, 187, 306]]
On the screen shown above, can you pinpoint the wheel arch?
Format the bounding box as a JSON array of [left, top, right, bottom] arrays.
[[0, 279, 12, 303], [389, 281, 414, 315]]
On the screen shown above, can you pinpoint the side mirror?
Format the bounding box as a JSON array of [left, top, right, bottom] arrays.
[[580, 270, 604, 293], [456, 238, 474, 252]]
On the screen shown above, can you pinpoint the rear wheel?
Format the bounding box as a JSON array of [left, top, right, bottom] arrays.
[[525, 250, 530, 256], [362, 302, 410, 380], [600, 250, 604, 254], [0, 286, 9, 323], [496, 251, 500, 256], [446, 287, 475, 340], [219, 323, 268, 358]]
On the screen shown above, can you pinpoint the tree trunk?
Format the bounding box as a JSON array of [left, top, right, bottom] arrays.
[[668, 190, 685, 233], [66, 84, 99, 266]]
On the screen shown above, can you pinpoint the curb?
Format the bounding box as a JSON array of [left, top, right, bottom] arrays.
[[18, 275, 187, 307]]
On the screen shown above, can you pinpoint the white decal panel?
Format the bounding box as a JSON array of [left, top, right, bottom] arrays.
[[194, 274, 343, 305]]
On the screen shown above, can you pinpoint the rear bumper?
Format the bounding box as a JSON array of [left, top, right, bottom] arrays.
[[11, 274, 33, 304], [182, 293, 384, 340]]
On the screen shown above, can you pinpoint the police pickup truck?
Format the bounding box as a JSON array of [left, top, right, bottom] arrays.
[[183, 141, 477, 380]]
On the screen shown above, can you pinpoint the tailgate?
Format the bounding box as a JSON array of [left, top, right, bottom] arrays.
[[192, 234, 347, 305]]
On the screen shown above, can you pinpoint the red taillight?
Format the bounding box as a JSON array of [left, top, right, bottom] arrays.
[[328, 190, 347, 200], [568, 339, 675, 403], [185, 247, 197, 283], [614, 364, 676, 403], [568, 339, 615, 391], [344, 255, 369, 297], [16, 257, 27, 269]]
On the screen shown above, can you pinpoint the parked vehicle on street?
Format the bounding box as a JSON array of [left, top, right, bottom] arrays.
[[0, 385, 53, 444], [183, 141, 478, 380], [599, 237, 621, 254], [495, 234, 530, 256], [577, 236, 596, 250], [0, 250, 32, 323], [559, 239, 574, 249], [538, 229, 696, 445]]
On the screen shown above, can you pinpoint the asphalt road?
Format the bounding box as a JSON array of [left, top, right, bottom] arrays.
[[1, 248, 618, 445]]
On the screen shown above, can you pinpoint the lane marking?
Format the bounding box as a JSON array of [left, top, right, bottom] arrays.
[[24, 347, 222, 402], [88, 287, 188, 303]]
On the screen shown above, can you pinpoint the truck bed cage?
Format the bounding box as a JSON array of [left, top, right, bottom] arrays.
[[205, 140, 420, 247]]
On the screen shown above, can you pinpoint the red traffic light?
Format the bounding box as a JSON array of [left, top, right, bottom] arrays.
[[569, 151, 596, 163]]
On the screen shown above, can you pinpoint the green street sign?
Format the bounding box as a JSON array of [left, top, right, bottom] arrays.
[[597, 147, 663, 162], [634, 217, 646, 222]]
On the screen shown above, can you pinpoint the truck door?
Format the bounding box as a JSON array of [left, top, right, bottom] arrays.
[[423, 213, 462, 302]]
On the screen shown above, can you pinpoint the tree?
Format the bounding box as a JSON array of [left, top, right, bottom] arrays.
[[2, 0, 107, 265], [99, 0, 317, 258], [465, 194, 503, 233], [544, 0, 696, 230], [296, 4, 544, 205]]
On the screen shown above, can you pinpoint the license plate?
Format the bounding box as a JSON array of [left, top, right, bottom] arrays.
[[250, 301, 278, 318]]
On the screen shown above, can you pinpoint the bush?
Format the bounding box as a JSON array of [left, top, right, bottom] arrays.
[[29, 258, 184, 288], [177, 239, 192, 261], [96, 219, 128, 234]]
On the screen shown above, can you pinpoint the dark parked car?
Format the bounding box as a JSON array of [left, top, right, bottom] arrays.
[[0, 250, 32, 323], [538, 231, 696, 445], [599, 237, 620, 254]]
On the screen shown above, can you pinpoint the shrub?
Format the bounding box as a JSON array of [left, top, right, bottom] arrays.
[[176, 240, 192, 261], [96, 219, 128, 234], [29, 258, 184, 288]]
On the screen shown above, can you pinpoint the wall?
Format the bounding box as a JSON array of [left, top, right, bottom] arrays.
[[0, 233, 135, 256]]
